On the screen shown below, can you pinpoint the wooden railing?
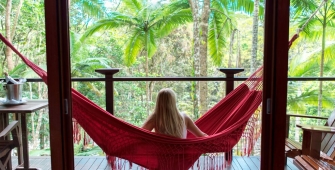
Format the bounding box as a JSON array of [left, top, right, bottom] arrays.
[[95, 68, 245, 114], [2, 71, 335, 157], [286, 114, 328, 138]]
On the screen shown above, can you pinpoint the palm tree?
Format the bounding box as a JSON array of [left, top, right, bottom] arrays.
[[290, 0, 335, 116], [3, 0, 24, 72], [287, 48, 335, 141], [81, 0, 191, 68], [288, 53, 334, 114], [70, 31, 115, 104], [70, 0, 109, 18], [250, 0, 265, 72], [80, 0, 192, 114], [189, 0, 262, 117]]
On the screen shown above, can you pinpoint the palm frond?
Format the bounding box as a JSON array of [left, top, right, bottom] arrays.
[[154, 9, 193, 38], [158, 0, 189, 14], [71, 58, 112, 77], [122, 0, 143, 14], [81, 13, 137, 41], [291, 0, 318, 18], [208, 11, 230, 66], [10, 64, 29, 78], [323, 42, 335, 62], [70, 31, 84, 57], [71, 0, 107, 19], [146, 30, 157, 58], [11, 63, 46, 78], [289, 53, 320, 77], [321, 94, 335, 109], [287, 85, 319, 112], [217, 0, 257, 15], [124, 29, 145, 66], [290, 41, 335, 77]]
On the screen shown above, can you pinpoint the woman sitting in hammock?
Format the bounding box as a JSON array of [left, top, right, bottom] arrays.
[[142, 88, 207, 138]]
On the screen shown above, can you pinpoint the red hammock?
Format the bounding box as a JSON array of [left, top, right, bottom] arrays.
[[0, 34, 262, 169]]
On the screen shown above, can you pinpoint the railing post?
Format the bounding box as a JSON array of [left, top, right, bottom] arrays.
[[286, 115, 290, 138], [95, 68, 120, 114], [218, 68, 244, 94], [218, 68, 244, 162]]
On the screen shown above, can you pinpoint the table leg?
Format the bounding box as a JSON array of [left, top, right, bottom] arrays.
[[0, 113, 5, 136], [21, 113, 29, 169], [14, 113, 23, 165], [0, 113, 9, 138], [301, 130, 322, 159], [15, 113, 41, 170]]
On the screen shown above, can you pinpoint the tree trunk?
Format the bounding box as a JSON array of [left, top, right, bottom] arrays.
[[229, 29, 237, 68], [4, 0, 23, 72], [11, 0, 23, 39], [31, 82, 42, 149], [145, 50, 151, 115], [40, 123, 45, 149], [251, 0, 259, 72], [236, 30, 241, 68], [5, 0, 14, 71], [189, 0, 211, 116], [189, 0, 200, 118], [318, 7, 327, 117], [32, 79, 48, 149], [199, 0, 210, 115]]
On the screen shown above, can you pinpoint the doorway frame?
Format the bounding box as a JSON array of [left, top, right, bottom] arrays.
[[45, 0, 74, 169], [44, 0, 291, 169], [261, 0, 290, 169]]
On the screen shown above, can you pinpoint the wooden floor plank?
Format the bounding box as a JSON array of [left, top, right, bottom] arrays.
[[248, 156, 260, 169], [29, 157, 45, 169], [75, 157, 90, 169], [45, 157, 52, 170], [9, 156, 299, 169], [232, 157, 243, 170], [80, 158, 97, 170], [11, 155, 18, 168], [224, 159, 235, 170], [90, 158, 105, 170], [97, 158, 109, 170], [242, 156, 258, 169], [234, 156, 252, 169], [286, 158, 299, 170], [74, 157, 82, 167]]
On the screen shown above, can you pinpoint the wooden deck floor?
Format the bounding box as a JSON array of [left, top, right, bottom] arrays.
[[11, 156, 298, 170]]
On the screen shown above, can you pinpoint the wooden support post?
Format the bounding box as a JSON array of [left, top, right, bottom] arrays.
[[218, 68, 244, 162], [300, 127, 323, 159], [95, 68, 120, 114], [286, 115, 290, 138]]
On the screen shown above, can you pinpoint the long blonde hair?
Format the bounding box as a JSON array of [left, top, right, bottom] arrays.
[[149, 88, 185, 138]]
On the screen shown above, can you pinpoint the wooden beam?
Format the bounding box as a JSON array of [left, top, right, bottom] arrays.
[[262, 0, 290, 169], [45, 0, 74, 169]]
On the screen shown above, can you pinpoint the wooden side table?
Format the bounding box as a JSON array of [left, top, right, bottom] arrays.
[[0, 100, 48, 170]]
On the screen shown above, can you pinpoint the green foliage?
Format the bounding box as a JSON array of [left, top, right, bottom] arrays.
[[71, 0, 108, 19], [29, 148, 51, 156], [75, 145, 104, 156], [3, 0, 335, 157], [207, 9, 229, 66], [81, 0, 192, 66]]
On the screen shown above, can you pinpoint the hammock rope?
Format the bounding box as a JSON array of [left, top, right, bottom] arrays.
[[289, 0, 327, 48], [0, 33, 263, 169]]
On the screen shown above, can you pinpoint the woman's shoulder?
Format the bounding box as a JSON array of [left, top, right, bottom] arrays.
[[180, 112, 191, 121], [180, 112, 187, 117]]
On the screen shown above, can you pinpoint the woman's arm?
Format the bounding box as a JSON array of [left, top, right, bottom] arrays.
[[184, 114, 207, 137], [142, 117, 155, 131]]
